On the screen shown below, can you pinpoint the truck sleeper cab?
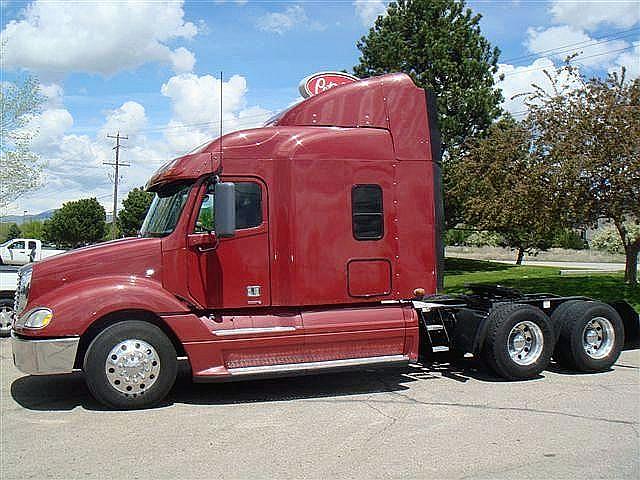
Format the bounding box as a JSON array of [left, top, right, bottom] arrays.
[[11, 73, 638, 409]]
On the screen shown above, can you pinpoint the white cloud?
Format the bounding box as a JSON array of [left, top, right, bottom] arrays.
[[99, 101, 149, 140], [256, 5, 324, 35], [170, 47, 196, 74], [30, 108, 74, 151], [10, 72, 275, 215], [39, 83, 64, 107], [354, 0, 387, 27], [494, 58, 580, 114], [2, 0, 198, 75], [610, 41, 640, 79], [526, 26, 630, 69], [549, 1, 640, 30], [161, 73, 273, 153]]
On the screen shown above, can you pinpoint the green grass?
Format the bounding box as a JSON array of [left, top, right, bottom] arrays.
[[443, 257, 639, 312]]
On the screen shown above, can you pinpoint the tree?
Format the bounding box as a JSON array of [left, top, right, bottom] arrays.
[[43, 198, 106, 248], [6, 223, 22, 240], [0, 76, 46, 209], [525, 67, 640, 283], [117, 187, 154, 237], [21, 220, 44, 240], [451, 117, 562, 264], [353, 0, 503, 225]]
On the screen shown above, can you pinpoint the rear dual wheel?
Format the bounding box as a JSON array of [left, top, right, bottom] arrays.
[[552, 301, 624, 372], [482, 304, 554, 380]]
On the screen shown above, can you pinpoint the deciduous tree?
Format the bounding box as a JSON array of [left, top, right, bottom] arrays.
[[0, 76, 45, 209], [525, 67, 640, 283], [43, 198, 106, 248], [117, 187, 154, 237], [6, 223, 22, 241], [452, 117, 562, 264]]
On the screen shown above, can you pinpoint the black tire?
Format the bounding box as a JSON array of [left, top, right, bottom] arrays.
[[482, 303, 554, 380], [554, 301, 624, 372], [0, 297, 14, 337], [83, 321, 177, 409], [550, 300, 587, 368]]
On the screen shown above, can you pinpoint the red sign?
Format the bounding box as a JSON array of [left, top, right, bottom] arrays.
[[299, 71, 359, 98]]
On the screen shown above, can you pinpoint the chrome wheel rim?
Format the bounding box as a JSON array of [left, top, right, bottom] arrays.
[[105, 339, 160, 395], [582, 317, 615, 360], [0, 305, 13, 333], [508, 321, 544, 366]]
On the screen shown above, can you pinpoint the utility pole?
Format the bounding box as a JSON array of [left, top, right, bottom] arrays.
[[104, 132, 129, 240]]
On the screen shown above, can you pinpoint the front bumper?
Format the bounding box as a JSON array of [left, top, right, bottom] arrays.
[[12, 332, 80, 375]]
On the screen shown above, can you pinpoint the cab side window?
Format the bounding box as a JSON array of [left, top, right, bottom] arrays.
[[195, 185, 214, 233], [194, 181, 263, 233], [352, 184, 384, 240], [235, 182, 262, 229], [9, 241, 25, 250]]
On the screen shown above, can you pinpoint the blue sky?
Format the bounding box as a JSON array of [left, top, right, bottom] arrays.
[[1, 0, 638, 215]]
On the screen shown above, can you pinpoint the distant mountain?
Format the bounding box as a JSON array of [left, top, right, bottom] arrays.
[[1, 209, 56, 225]]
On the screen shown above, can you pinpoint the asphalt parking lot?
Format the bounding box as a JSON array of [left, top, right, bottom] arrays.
[[1, 338, 638, 479]]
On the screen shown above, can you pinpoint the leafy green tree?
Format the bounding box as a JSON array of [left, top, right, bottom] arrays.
[[451, 117, 562, 264], [20, 220, 44, 240], [0, 76, 46, 209], [525, 67, 640, 283], [43, 198, 106, 248], [6, 223, 21, 240], [353, 0, 502, 225], [117, 187, 154, 237]]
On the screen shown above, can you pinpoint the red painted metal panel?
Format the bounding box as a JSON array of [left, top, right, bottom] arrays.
[[347, 259, 392, 297], [301, 305, 406, 361], [186, 177, 271, 309]]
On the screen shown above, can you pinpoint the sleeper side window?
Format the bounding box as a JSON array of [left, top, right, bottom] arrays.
[[195, 181, 263, 233], [352, 184, 384, 240]]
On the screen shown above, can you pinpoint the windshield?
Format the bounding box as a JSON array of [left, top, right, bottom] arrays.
[[140, 182, 193, 237]]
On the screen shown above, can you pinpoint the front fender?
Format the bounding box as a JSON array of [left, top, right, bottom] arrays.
[[14, 275, 190, 337]]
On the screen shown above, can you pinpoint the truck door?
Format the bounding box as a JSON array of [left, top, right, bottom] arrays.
[[27, 240, 37, 262], [187, 177, 271, 309], [6, 240, 29, 265]]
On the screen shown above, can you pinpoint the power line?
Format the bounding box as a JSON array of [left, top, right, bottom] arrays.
[[104, 132, 129, 240], [502, 27, 640, 65], [134, 111, 277, 134], [501, 44, 638, 77]]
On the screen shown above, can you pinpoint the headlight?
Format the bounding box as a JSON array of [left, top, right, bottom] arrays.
[[15, 308, 53, 329], [14, 265, 33, 316]]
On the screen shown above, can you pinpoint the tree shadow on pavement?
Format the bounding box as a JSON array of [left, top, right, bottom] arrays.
[[10, 356, 514, 412]]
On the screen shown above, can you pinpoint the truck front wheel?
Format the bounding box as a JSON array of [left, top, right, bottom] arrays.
[[0, 298, 14, 337], [554, 301, 624, 372], [83, 321, 177, 409], [482, 304, 554, 380]]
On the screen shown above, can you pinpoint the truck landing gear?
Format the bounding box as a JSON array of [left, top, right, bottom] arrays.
[[83, 321, 177, 409]]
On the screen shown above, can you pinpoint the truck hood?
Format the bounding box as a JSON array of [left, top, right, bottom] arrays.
[[29, 237, 163, 301]]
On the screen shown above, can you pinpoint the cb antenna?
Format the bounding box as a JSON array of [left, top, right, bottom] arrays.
[[219, 71, 223, 167]]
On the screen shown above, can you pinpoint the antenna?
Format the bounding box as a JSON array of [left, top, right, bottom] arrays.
[[219, 71, 223, 168]]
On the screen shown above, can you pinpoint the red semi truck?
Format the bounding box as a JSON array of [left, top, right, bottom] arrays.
[[11, 73, 639, 409]]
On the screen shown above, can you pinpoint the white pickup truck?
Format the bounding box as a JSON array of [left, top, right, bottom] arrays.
[[0, 265, 18, 335], [0, 238, 65, 266]]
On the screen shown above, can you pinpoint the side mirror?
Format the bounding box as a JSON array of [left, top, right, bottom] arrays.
[[214, 182, 236, 238]]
